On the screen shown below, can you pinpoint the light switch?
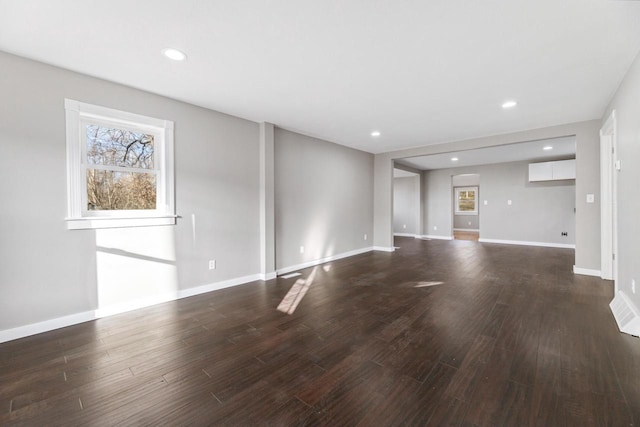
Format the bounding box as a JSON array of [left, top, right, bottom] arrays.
[[484, 200, 488, 205], [586, 194, 595, 203], [507, 200, 512, 206]]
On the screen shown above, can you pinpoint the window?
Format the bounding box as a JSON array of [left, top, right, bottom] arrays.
[[65, 99, 175, 229], [455, 186, 478, 215]]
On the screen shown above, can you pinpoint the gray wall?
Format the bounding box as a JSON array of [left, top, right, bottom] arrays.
[[453, 174, 480, 230], [423, 161, 575, 245], [423, 171, 453, 236], [274, 128, 373, 270], [453, 210, 479, 230], [0, 52, 261, 330], [452, 174, 480, 187], [602, 50, 640, 311], [375, 120, 600, 269], [393, 176, 419, 234]]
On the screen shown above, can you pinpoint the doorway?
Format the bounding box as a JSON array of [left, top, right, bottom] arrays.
[[452, 174, 480, 241]]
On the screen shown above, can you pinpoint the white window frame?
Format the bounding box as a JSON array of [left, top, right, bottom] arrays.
[[454, 186, 478, 216], [65, 99, 176, 229]]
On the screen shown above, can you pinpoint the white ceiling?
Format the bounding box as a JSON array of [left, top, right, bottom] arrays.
[[1, 1, 639, 154], [396, 136, 576, 171]]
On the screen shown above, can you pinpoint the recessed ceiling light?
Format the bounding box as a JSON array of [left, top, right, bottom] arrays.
[[502, 100, 517, 109], [543, 146, 553, 150], [162, 48, 187, 61], [451, 157, 459, 162], [371, 131, 381, 137]]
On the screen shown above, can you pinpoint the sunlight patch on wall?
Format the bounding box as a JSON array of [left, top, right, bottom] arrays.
[[95, 226, 178, 317], [304, 212, 336, 260]]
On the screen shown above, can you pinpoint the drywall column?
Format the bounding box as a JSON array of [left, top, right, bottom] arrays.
[[259, 122, 276, 280], [419, 171, 426, 236], [373, 155, 395, 251]]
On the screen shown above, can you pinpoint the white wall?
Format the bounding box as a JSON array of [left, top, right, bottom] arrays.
[[274, 128, 373, 270], [393, 176, 420, 235], [0, 52, 264, 332], [423, 161, 575, 246], [602, 50, 640, 311]]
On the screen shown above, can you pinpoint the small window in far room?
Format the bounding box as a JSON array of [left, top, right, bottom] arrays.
[[65, 99, 175, 229], [455, 186, 478, 215]]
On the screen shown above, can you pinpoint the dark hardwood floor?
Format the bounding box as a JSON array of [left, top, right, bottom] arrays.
[[1, 236, 639, 426]]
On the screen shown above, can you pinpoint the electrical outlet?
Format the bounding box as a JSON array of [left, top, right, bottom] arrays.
[[403, 224, 407, 229], [507, 200, 512, 206], [433, 225, 437, 231], [299, 246, 305, 254], [468, 221, 471, 226], [208, 260, 216, 270], [632, 279, 636, 294], [364, 234, 367, 241], [484, 200, 488, 205], [561, 231, 568, 237]]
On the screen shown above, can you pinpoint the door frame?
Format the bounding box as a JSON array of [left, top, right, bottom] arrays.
[[600, 110, 618, 283]]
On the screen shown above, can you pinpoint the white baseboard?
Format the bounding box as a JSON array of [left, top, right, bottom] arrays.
[[373, 246, 396, 252], [259, 272, 277, 281], [0, 273, 264, 344], [573, 266, 602, 277], [277, 247, 374, 276], [394, 233, 418, 237], [478, 238, 575, 249], [0, 311, 97, 345], [453, 228, 479, 232], [175, 273, 263, 300], [420, 235, 454, 241]]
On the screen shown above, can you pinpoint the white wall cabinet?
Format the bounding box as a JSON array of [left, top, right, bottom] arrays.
[[529, 159, 576, 182], [529, 162, 553, 181], [551, 159, 576, 180]]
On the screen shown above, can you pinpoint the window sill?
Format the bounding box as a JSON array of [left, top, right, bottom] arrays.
[[66, 216, 177, 230]]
